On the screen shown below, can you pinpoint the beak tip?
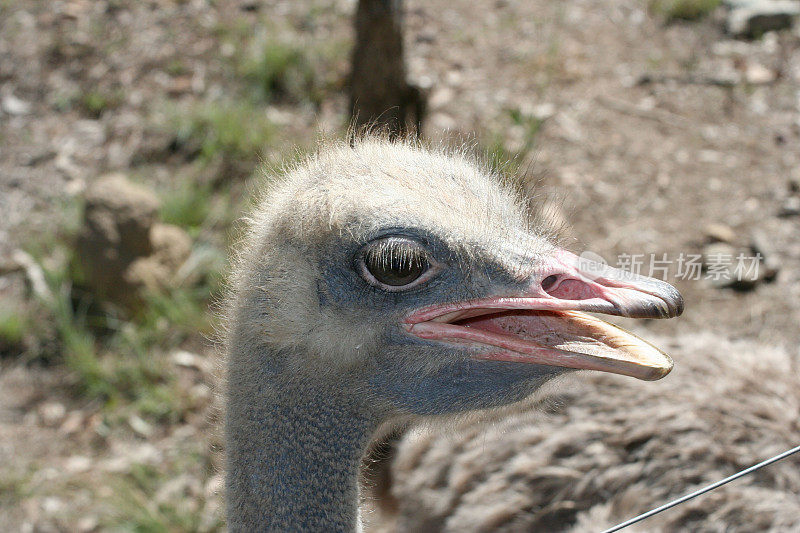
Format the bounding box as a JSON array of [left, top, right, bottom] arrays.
[[665, 285, 685, 318], [644, 282, 684, 319], [640, 353, 674, 381], [646, 278, 684, 318], [643, 364, 673, 381], [675, 296, 685, 317]]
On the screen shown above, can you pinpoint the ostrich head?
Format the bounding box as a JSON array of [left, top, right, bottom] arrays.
[[227, 139, 683, 418]]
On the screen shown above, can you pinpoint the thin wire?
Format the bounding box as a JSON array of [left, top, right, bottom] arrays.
[[601, 444, 800, 533]]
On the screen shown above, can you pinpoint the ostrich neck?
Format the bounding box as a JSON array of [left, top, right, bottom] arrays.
[[225, 348, 379, 532]]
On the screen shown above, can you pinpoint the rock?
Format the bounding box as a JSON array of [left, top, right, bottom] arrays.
[[41, 496, 64, 515], [101, 442, 161, 473], [531, 103, 556, 121], [76, 174, 194, 311], [778, 195, 800, 217], [204, 473, 224, 499], [416, 29, 437, 44], [172, 350, 213, 379], [167, 75, 194, 96], [76, 516, 99, 533], [726, 1, 800, 38], [127, 414, 154, 438], [77, 173, 159, 265], [189, 383, 212, 403], [428, 87, 454, 109], [704, 222, 737, 244], [429, 112, 457, 130], [789, 176, 800, 194], [171, 349, 204, 370], [64, 455, 92, 474], [240, 1, 261, 11], [124, 256, 172, 293], [59, 410, 85, 435], [703, 242, 736, 258], [62, 176, 85, 197], [124, 223, 192, 291], [444, 69, 463, 87], [703, 233, 777, 290], [11, 249, 53, 302], [150, 224, 192, 266], [1, 93, 32, 115], [155, 475, 196, 505], [744, 62, 777, 84], [37, 402, 66, 427], [750, 230, 781, 281]]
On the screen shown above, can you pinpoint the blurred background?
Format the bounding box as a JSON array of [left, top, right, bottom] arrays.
[[1, 0, 800, 531]]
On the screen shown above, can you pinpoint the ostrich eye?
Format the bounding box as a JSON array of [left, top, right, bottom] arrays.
[[361, 238, 432, 290]]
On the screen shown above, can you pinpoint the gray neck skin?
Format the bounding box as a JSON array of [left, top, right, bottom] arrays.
[[225, 350, 379, 533]]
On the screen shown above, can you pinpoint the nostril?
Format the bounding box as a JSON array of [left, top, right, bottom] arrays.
[[541, 274, 559, 292]]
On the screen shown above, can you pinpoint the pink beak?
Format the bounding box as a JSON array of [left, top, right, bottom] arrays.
[[405, 249, 683, 381]]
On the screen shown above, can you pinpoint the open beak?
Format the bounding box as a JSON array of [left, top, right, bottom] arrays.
[[404, 249, 683, 381]]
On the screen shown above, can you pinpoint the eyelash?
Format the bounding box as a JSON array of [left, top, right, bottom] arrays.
[[357, 238, 440, 292]]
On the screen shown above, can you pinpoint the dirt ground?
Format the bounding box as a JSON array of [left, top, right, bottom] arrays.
[[1, 0, 799, 531]]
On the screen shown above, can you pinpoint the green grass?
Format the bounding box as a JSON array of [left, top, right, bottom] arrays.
[[172, 100, 275, 162], [508, 107, 544, 153], [132, 285, 218, 349], [160, 181, 214, 231], [0, 307, 26, 346], [165, 59, 189, 76], [234, 28, 349, 107], [107, 454, 223, 532], [47, 276, 206, 423], [51, 88, 124, 117], [78, 89, 124, 118], [17, 195, 223, 424], [486, 136, 518, 177], [49, 249, 216, 416], [0, 469, 32, 506], [486, 107, 546, 178], [240, 40, 318, 104], [51, 282, 110, 400], [650, 0, 721, 21]]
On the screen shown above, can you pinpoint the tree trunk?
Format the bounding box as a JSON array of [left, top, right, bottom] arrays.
[[349, 0, 425, 138]]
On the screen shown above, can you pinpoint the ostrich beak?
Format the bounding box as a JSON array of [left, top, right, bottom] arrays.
[[405, 249, 683, 381]]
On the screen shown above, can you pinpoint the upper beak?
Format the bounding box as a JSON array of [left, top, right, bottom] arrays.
[[405, 248, 683, 381], [548, 248, 684, 319]]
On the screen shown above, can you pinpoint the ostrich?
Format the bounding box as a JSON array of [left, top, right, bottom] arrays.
[[223, 139, 683, 531]]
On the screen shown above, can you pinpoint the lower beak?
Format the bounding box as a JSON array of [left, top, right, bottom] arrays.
[[405, 249, 683, 381]]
